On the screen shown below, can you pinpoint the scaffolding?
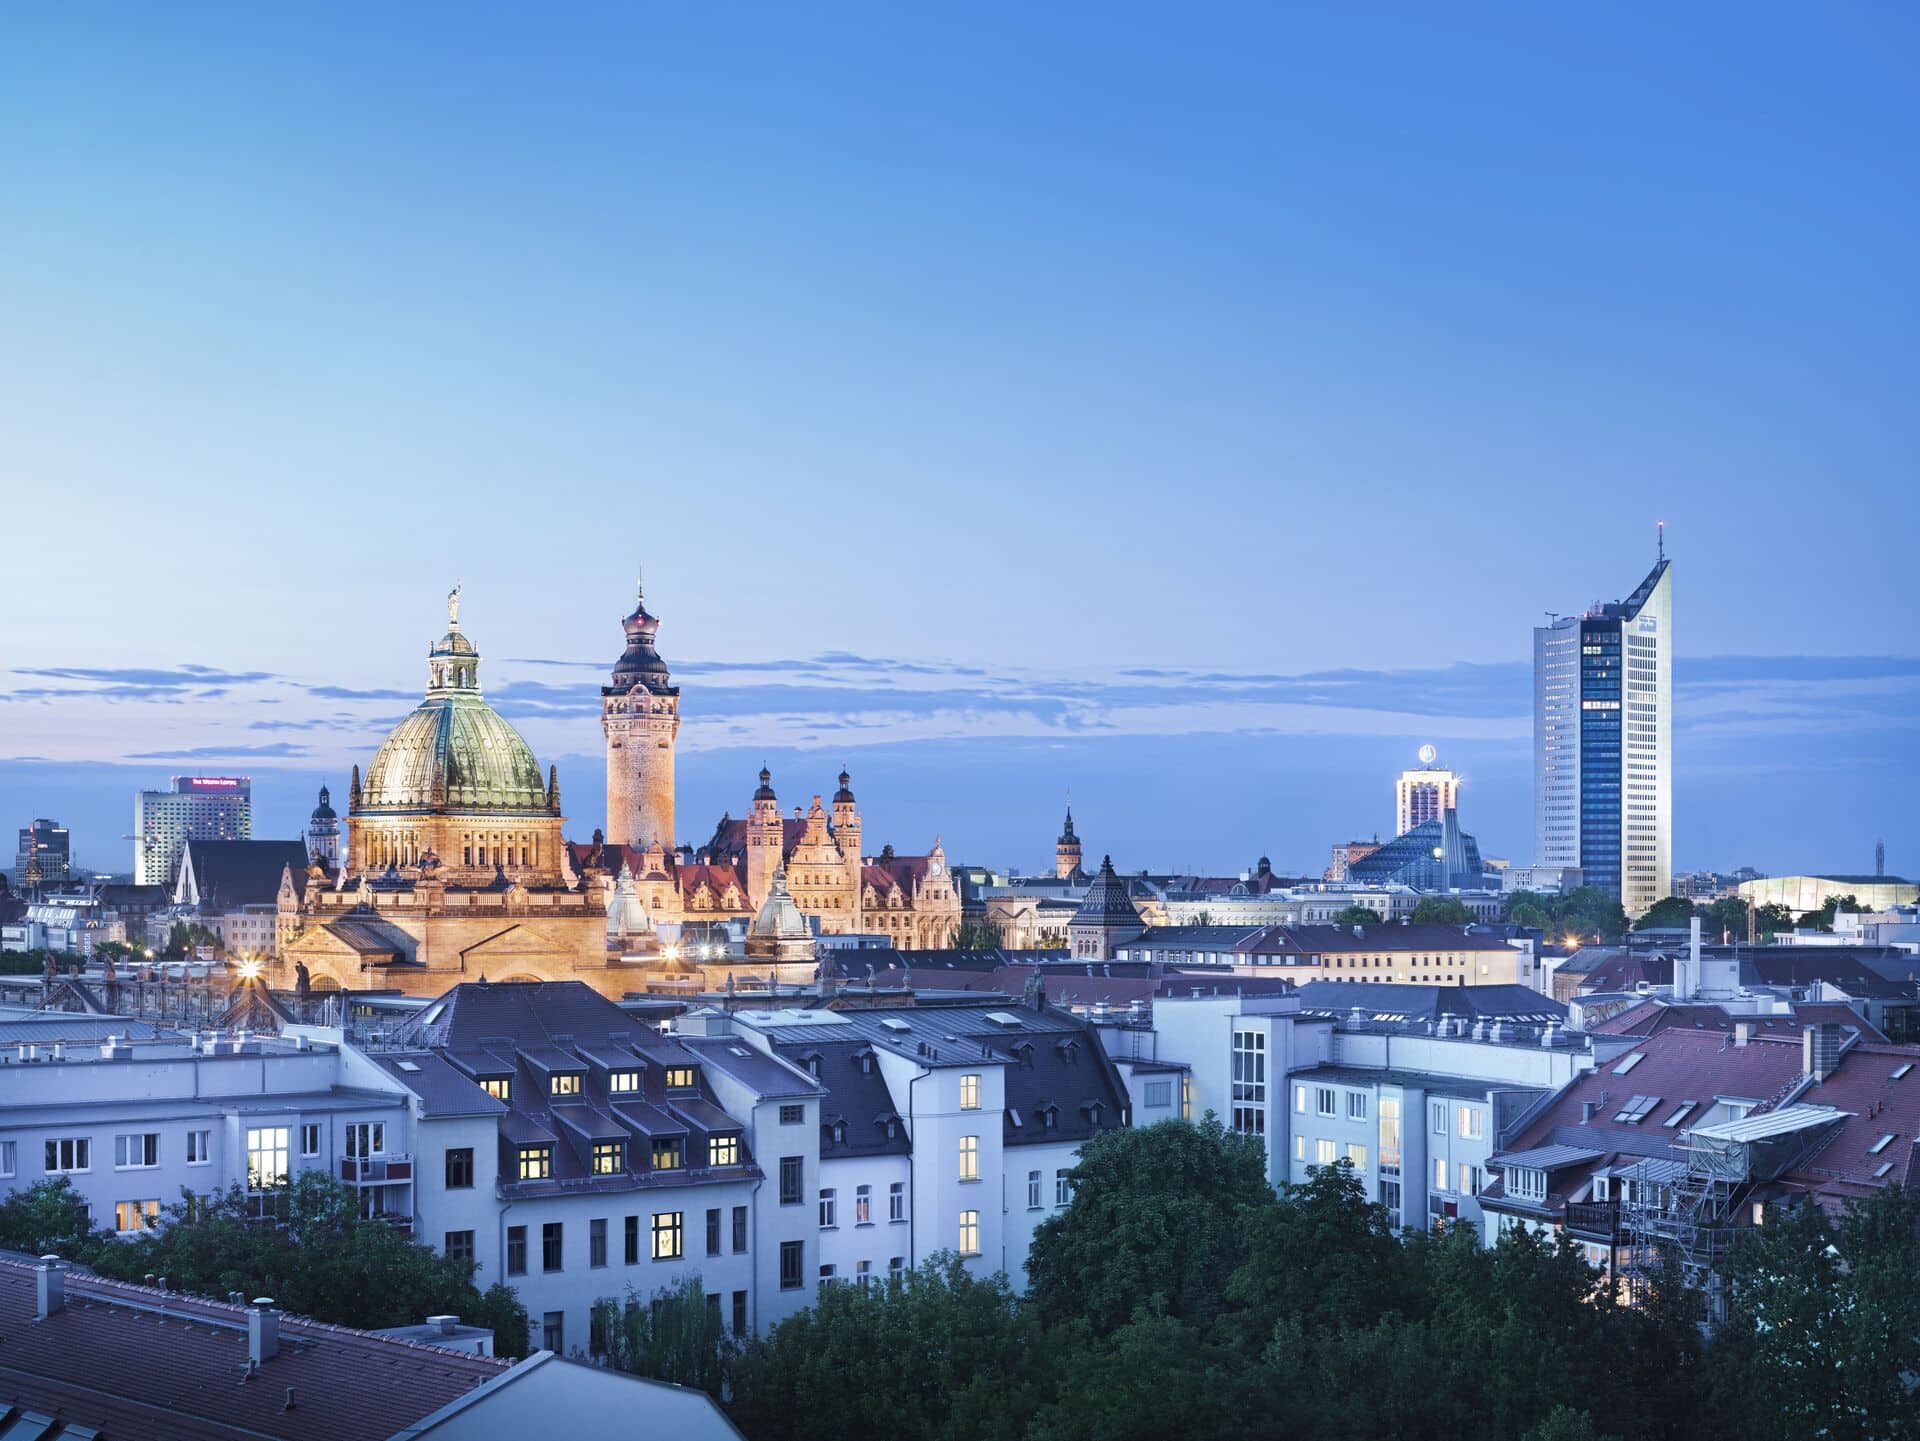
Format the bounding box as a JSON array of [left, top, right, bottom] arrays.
[[1619, 1103, 1846, 1320]]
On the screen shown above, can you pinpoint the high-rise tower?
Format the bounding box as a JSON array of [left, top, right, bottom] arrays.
[[1395, 745, 1460, 837], [602, 572, 681, 850], [1533, 538, 1673, 915]]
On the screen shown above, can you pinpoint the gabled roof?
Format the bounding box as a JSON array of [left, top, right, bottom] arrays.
[[179, 840, 312, 909], [1291, 981, 1566, 1023]]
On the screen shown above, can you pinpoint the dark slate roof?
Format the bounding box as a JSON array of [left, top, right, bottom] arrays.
[[183, 840, 311, 909], [1291, 981, 1566, 1023], [1071, 856, 1143, 927], [1739, 948, 1920, 999], [0, 1258, 506, 1441], [680, 1035, 823, 1099], [1594, 1000, 1888, 1044], [777, 1038, 912, 1158], [370, 1051, 507, 1118]]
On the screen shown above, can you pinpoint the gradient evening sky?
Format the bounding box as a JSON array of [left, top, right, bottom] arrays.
[[2, 4, 1915, 878]]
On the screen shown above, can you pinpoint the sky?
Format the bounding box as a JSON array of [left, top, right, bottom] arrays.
[[1, 4, 1915, 879]]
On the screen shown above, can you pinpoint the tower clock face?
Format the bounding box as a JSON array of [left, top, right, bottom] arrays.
[[1418, 743, 1438, 766]]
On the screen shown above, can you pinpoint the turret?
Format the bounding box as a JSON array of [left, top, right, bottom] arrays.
[[602, 569, 680, 849], [747, 766, 783, 910]]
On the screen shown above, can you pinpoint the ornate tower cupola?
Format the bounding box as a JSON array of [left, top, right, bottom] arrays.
[[747, 766, 783, 911], [1055, 803, 1084, 881], [602, 569, 681, 850], [307, 784, 341, 867]]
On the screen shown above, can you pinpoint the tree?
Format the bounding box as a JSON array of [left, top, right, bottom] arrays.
[[1409, 897, 1472, 925], [1026, 1116, 1271, 1335], [953, 918, 1004, 949], [1331, 905, 1382, 926], [727, 1257, 1047, 1441], [1752, 902, 1796, 939], [1635, 895, 1698, 931], [597, 1274, 728, 1394], [0, 1178, 108, 1259], [1552, 887, 1629, 945], [1702, 895, 1752, 943], [87, 1172, 528, 1354], [1796, 894, 1861, 934]]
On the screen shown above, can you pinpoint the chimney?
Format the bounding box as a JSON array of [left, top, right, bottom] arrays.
[[1734, 1022, 1753, 1048], [1802, 1023, 1842, 1082], [249, 1298, 280, 1364], [428, 1313, 460, 1336], [35, 1255, 64, 1319]]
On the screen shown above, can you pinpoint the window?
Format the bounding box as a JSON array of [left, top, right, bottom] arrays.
[[1431, 1101, 1447, 1135], [1378, 1097, 1401, 1174], [694, 1207, 716, 1255], [182, 1129, 210, 1166], [1663, 1102, 1697, 1129], [664, 1067, 696, 1091], [0, 1141, 14, 1177], [542, 1311, 563, 1353], [1144, 1080, 1172, 1108], [819, 1188, 837, 1228], [593, 1140, 625, 1175], [1380, 1179, 1402, 1213], [1315, 1138, 1337, 1165], [1294, 1135, 1306, 1161], [590, 1218, 608, 1267], [1509, 1168, 1547, 1202], [856, 1184, 873, 1225], [1055, 1169, 1072, 1206], [114, 1199, 159, 1233], [709, 1134, 740, 1167], [1231, 1030, 1267, 1137], [1347, 1143, 1367, 1171], [1180, 1075, 1193, 1120], [115, 1133, 159, 1170], [857, 1259, 873, 1287], [1027, 1170, 1042, 1208], [1612, 1095, 1659, 1125], [518, 1145, 552, 1180], [245, 1128, 287, 1191], [958, 1210, 980, 1257], [958, 1135, 980, 1182], [779, 1103, 805, 1125], [550, 1073, 581, 1097], [542, 1221, 563, 1272], [1435, 1157, 1449, 1191], [889, 1181, 906, 1222], [959, 1073, 982, 1110], [1347, 1093, 1369, 1122], [301, 1123, 323, 1157], [889, 1256, 906, 1279], [609, 1070, 639, 1094], [1459, 1163, 1480, 1195], [779, 1156, 803, 1205], [652, 1211, 683, 1260], [820, 1264, 837, 1285], [732, 1204, 748, 1252], [445, 1147, 475, 1189], [482, 1078, 511, 1102], [779, 1240, 804, 1290], [1457, 1106, 1484, 1140], [625, 1214, 640, 1264], [1294, 1084, 1307, 1113], [1316, 1087, 1337, 1118], [732, 1290, 748, 1335], [507, 1226, 527, 1275], [444, 1230, 475, 1263], [651, 1137, 684, 1170]]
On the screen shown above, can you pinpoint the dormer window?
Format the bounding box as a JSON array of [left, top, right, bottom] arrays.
[[482, 1078, 511, 1101], [592, 1140, 624, 1175], [709, 1134, 740, 1167], [651, 1137, 684, 1170], [517, 1144, 552, 1180], [550, 1073, 582, 1098], [1508, 1167, 1547, 1202], [664, 1067, 696, 1091], [609, 1070, 640, 1094]]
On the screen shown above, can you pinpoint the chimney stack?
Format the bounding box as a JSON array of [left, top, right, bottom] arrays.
[[1734, 1022, 1754, 1048], [249, 1298, 280, 1364], [35, 1255, 64, 1319], [1802, 1023, 1842, 1082]]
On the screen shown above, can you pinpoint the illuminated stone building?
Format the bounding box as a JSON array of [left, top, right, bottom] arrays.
[[602, 573, 679, 851]]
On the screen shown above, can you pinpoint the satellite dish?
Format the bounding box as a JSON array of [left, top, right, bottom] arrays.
[[1418, 744, 1438, 767]]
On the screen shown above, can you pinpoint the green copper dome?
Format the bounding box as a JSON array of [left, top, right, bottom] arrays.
[[357, 595, 554, 815]]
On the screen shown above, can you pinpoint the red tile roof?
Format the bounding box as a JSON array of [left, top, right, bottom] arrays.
[[0, 1260, 505, 1441], [1595, 1000, 1887, 1044], [1791, 1042, 1920, 1202]]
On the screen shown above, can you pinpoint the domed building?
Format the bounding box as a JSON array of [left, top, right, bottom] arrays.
[[277, 591, 620, 998]]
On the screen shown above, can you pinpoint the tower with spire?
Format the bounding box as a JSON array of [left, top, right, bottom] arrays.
[[602, 569, 681, 851], [306, 784, 340, 867], [1055, 803, 1084, 881]]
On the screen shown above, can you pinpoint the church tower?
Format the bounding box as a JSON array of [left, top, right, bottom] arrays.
[[747, 767, 783, 911], [307, 784, 340, 867], [831, 768, 863, 931], [1055, 805, 1083, 880], [602, 572, 681, 849]]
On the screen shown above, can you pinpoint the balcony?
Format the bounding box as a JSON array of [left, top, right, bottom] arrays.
[[340, 1155, 414, 1185], [1565, 1199, 1620, 1242]]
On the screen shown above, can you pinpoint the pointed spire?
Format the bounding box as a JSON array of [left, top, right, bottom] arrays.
[[546, 764, 560, 812], [1657, 519, 1665, 560], [349, 764, 362, 808]]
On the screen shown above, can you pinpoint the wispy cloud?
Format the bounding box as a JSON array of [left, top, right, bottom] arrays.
[[126, 742, 313, 759]]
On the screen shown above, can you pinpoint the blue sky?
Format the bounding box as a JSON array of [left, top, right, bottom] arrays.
[[1, 5, 1914, 877]]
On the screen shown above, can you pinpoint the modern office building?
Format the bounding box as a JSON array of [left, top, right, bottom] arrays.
[[1533, 546, 1672, 915], [1395, 746, 1460, 838], [15, 818, 71, 889], [134, 776, 252, 887]]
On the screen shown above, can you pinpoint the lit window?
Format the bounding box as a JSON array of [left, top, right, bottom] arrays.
[[958, 1135, 980, 1182], [518, 1144, 552, 1180], [709, 1134, 740, 1167], [1458, 1163, 1479, 1194], [1294, 1135, 1306, 1161], [245, 1128, 288, 1192], [959, 1073, 981, 1110], [482, 1077, 511, 1101], [550, 1073, 581, 1097], [1315, 1138, 1337, 1165], [1180, 1075, 1194, 1119], [114, 1199, 160, 1233], [592, 1141, 624, 1175], [1347, 1143, 1367, 1170], [1294, 1085, 1307, 1113], [665, 1067, 696, 1091], [652, 1211, 684, 1260], [609, 1070, 640, 1094], [1434, 1157, 1449, 1191], [857, 1183, 873, 1224], [1457, 1107, 1484, 1140], [958, 1210, 980, 1257], [652, 1137, 684, 1170]]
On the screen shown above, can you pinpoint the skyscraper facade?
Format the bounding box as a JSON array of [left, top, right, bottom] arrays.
[[14, 819, 71, 889], [1532, 551, 1672, 915], [133, 777, 252, 887], [1395, 745, 1460, 837]]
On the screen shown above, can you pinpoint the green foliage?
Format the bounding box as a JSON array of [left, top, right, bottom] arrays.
[[1409, 897, 1473, 924], [1635, 895, 1699, 930], [1795, 894, 1861, 934], [1026, 1115, 1270, 1334], [0, 948, 75, 976], [1331, 904, 1382, 925], [1500, 887, 1628, 945], [85, 1172, 527, 1350], [0, 1178, 110, 1259], [596, 1274, 729, 1393], [952, 918, 1004, 949], [727, 1257, 1048, 1441], [1226, 1160, 1411, 1342], [1701, 895, 1751, 942], [1753, 902, 1797, 938]]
